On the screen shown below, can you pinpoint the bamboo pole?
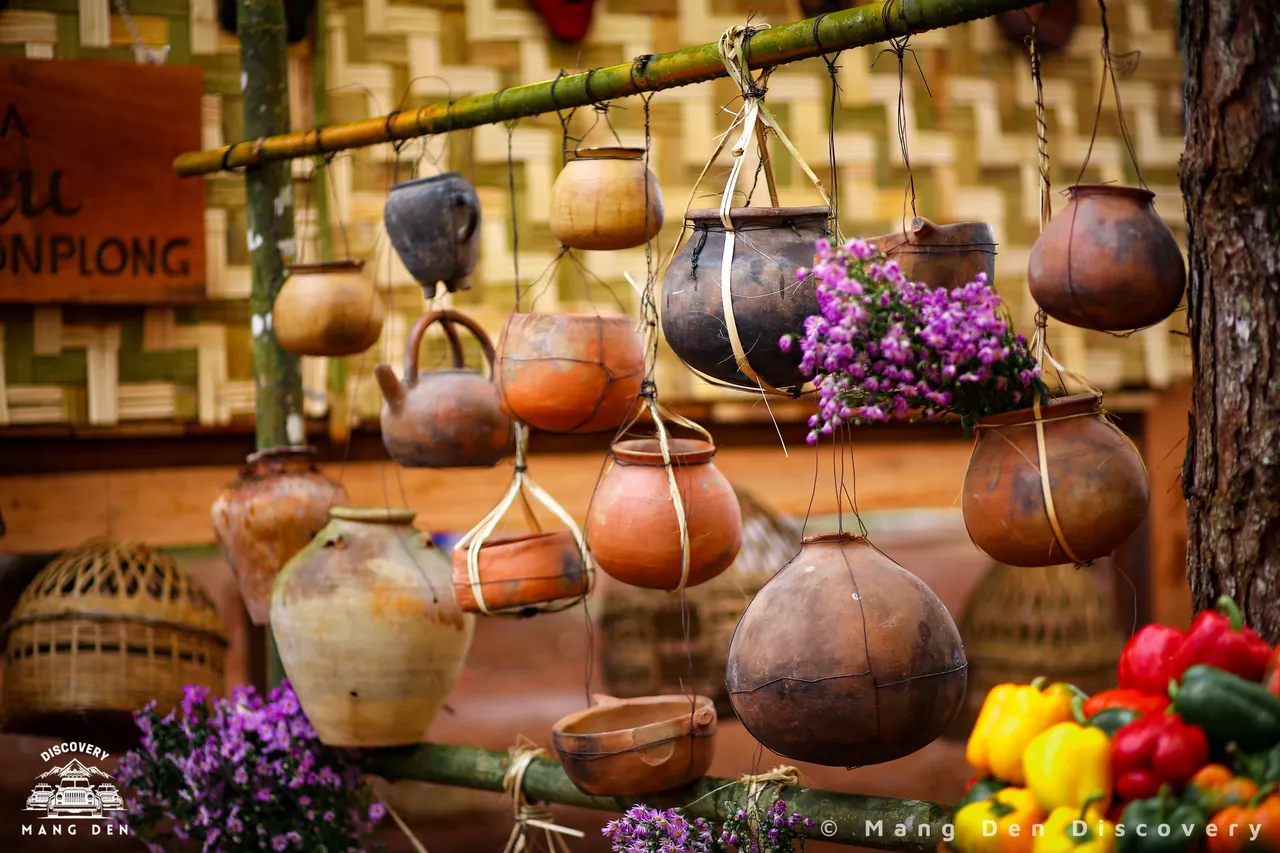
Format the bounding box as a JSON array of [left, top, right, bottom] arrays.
[[364, 743, 951, 852], [176, 0, 1037, 176]]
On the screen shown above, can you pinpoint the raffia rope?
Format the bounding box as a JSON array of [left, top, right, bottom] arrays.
[[501, 738, 584, 853]]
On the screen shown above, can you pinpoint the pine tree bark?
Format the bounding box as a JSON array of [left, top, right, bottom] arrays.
[[1181, 0, 1280, 641]]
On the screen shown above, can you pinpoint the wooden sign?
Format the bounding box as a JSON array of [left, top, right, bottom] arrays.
[[0, 58, 206, 303]]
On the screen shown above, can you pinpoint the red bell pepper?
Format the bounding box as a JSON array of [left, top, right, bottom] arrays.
[[1110, 712, 1211, 801], [1170, 595, 1271, 683], [1119, 623, 1185, 695], [1265, 645, 1280, 699], [1082, 688, 1171, 719]]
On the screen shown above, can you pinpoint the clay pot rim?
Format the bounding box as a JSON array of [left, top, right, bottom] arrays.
[[976, 392, 1102, 428], [685, 206, 831, 224], [563, 147, 645, 162], [286, 260, 366, 275], [329, 506, 416, 524], [1067, 183, 1156, 204], [611, 438, 717, 465], [799, 531, 869, 546], [503, 311, 635, 325], [388, 170, 464, 191], [552, 694, 716, 740], [245, 445, 316, 464]]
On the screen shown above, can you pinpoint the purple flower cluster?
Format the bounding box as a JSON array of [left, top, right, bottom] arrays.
[[719, 799, 812, 853], [603, 805, 720, 853], [781, 237, 1044, 441], [114, 681, 384, 853]]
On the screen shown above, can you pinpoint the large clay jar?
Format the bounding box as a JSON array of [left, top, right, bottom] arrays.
[[451, 529, 589, 615], [866, 217, 997, 289], [962, 393, 1150, 567], [375, 309, 513, 468], [662, 206, 831, 394], [211, 446, 349, 626], [726, 534, 967, 767], [1027, 184, 1186, 332], [587, 438, 742, 591], [270, 507, 474, 747], [384, 172, 482, 296], [549, 148, 664, 251], [494, 312, 644, 433], [274, 261, 385, 356]]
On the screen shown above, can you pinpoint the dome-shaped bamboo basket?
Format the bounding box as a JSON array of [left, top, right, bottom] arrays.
[[943, 562, 1125, 740], [598, 488, 801, 716], [0, 539, 228, 745]]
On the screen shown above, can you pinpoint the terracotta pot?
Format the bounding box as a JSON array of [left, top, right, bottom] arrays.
[[587, 438, 742, 591], [494, 312, 644, 433], [274, 260, 385, 356], [1027, 184, 1186, 332], [552, 694, 717, 796], [211, 446, 349, 626], [549, 147, 664, 251], [270, 507, 474, 747], [996, 0, 1079, 53], [962, 393, 1150, 567], [662, 206, 831, 393], [376, 310, 513, 469], [451, 529, 588, 615], [726, 533, 967, 767], [866, 217, 997, 289], [384, 171, 482, 296]]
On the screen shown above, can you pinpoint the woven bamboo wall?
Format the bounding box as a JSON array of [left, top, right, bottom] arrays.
[[0, 0, 1188, 429]]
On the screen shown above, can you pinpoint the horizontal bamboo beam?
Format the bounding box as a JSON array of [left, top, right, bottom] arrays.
[[174, 0, 1038, 176], [364, 742, 952, 852]]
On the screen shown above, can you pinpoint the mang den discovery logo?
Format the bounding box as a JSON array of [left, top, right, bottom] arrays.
[[20, 742, 131, 839]]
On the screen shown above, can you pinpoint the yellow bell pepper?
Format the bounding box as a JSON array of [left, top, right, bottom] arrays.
[[953, 787, 1044, 853], [966, 678, 1081, 784], [1032, 798, 1115, 853], [1022, 721, 1113, 814]]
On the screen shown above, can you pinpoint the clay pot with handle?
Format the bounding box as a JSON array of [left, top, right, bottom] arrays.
[[865, 217, 997, 289], [384, 172, 482, 296], [273, 261, 385, 356], [375, 309, 513, 469], [549, 148, 664, 251]]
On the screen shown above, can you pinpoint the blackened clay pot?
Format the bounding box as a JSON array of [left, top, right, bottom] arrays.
[[384, 172, 481, 297]]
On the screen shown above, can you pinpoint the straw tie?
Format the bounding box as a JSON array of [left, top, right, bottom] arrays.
[[501, 738, 584, 853]]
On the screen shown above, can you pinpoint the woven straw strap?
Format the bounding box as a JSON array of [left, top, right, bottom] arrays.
[[501, 739, 584, 853]]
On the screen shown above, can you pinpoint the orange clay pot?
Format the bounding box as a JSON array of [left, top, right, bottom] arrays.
[[493, 312, 644, 434], [549, 148, 664, 251], [586, 438, 743, 590], [274, 261, 385, 356], [450, 529, 589, 615]]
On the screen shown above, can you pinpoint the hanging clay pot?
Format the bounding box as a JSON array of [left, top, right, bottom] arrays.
[[211, 446, 349, 626], [271, 507, 474, 747], [866, 217, 997, 289], [1027, 184, 1186, 332], [273, 261, 385, 356], [451, 529, 588, 615], [962, 393, 1150, 567], [662, 206, 831, 394], [384, 172, 482, 297], [726, 533, 967, 767], [587, 438, 742, 591], [549, 148, 664, 251], [493, 312, 644, 433], [376, 309, 513, 469]]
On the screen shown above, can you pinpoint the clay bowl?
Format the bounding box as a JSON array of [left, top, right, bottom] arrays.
[[450, 529, 589, 615], [552, 694, 717, 796]]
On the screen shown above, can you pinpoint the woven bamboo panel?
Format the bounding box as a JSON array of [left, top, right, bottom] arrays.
[[0, 0, 1188, 428]]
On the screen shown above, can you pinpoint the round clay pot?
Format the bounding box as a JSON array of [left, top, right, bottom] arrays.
[[726, 533, 967, 767], [451, 529, 589, 615], [494, 312, 644, 434], [211, 446, 349, 626], [383, 172, 482, 297], [270, 507, 474, 747], [662, 206, 831, 393], [962, 393, 1150, 567], [550, 148, 664, 251], [274, 260, 385, 356], [995, 0, 1079, 54], [866, 217, 997, 289], [587, 438, 742, 591], [552, 694, 717, 796], [1027, 184, 1186, 332]]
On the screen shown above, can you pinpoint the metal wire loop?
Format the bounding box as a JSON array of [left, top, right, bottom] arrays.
[[629, 54, 655, 93]]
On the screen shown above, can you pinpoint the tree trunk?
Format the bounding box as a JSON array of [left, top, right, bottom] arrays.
[[1181, 0, 1280, 641]]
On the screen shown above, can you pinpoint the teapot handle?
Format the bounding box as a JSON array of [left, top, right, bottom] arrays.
[[403, 309, 498, 384], [455, 190, 480, 244]]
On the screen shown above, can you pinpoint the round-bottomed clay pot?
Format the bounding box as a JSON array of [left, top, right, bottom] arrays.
[[866, 217, 997, 289], [550, 148, 664, 251], [274, 261, 385, 356], [552, 694, 717, 796], [1028, 184, 1186, 332], [587, 438, 743, 591], [726, 533, 967, 767], [211, 446, 349, 626], [494, 312, 644, 433], [383, 171, 482, 296], [451, 529, 589, 615], [962, 393, 1150, 567], [270, 507, 474, 747]]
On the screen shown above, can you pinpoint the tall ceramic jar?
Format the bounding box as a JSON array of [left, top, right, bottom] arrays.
[[211, 446, 348, 625], [549, 148, 664, 251], [271, 507, 474, 747]]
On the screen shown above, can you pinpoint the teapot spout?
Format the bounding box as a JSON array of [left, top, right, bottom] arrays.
[[374, 363, 406, 414]]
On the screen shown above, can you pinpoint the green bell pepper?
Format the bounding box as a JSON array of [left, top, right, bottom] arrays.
[[1089, 707, 1143, 737], [1169, 664, 1280, 753], [1116, 785, 1207, 853], [1233, 741, 1280, 787]]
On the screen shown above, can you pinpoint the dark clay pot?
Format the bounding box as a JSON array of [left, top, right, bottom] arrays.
[[662, 206, 831, 394], [866, 217, 997, 289], [384, 172, 481, 297]]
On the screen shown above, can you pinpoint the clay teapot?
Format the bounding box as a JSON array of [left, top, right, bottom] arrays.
[[384, 172, 482, 297], [273, 260, 385, 356], [375, 309, 513, 469], [865, 217, 997, 289], [549, 148, 664, 251]]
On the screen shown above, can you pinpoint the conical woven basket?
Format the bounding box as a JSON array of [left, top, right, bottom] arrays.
[[1, 539, 228, 740]]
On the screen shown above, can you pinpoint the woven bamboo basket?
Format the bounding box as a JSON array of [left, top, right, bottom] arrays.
[[0, 538, 228, 744], [943, 562, 1125, 740], [598, 488, 802, 715]]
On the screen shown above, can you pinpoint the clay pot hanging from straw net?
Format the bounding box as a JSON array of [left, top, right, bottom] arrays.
[[273, 260, 385, 356], [962, 393, 1150, 567], [549, 148, 664, 251], [383, 171, 482, 297], [865, 217, 998, 289], [726, 533, 967, 767], [1027, 185, 1186, 332]]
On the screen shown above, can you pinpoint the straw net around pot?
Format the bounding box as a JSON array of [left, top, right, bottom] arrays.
[[1, 538, 228, 729]]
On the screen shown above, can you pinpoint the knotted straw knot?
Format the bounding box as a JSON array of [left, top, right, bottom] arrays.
[[639, 379, 658, 399], [738, 764, 803, 811]]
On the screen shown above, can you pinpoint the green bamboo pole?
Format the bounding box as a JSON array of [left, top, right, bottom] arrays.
[[176, 0, 1036, 176], [364, 743, 951, 853]]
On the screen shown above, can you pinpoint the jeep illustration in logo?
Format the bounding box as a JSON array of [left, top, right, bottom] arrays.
[[24, 759, 124, 820]]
